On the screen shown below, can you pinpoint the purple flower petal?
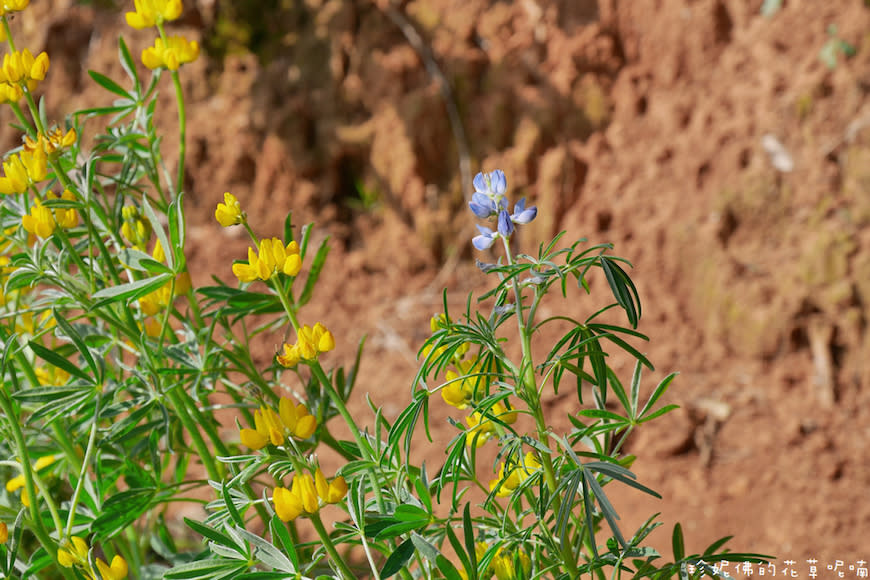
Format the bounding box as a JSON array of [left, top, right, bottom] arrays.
[[472, 225, 497, 250], [497, 208, 514, 237], [511, 200, 538, 225], [489, 170, 507, 195], [473, 172, 489, 195], [469, 192, 496, 218]]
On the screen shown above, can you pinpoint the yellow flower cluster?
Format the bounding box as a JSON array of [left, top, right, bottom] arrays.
[[240, 397, 317, 450], [26, 127, 76, 156], [35, 364, 71, 386], [489, 452, 541, 497], [126, 0, 199, 71], [461, 543, 532, 580], [273, 468, 347, 522], [276, 323, 335, 368], [441, 356, 487, 409], [0, 0, 30, 17], [0, 145, 46, 195], [141, 36, 200, 71], [233, 237, 302, 283], [21, 190, 78, 238], [214, 192, 245, 227], [125, 0, 181, 28], [58, 536, 128, 580], [0, 521, 6, 544], [465, 401, 517, 447], [0, 48, 49, 103], [5, 454, 56, 507], [120, 205, 152, 250]]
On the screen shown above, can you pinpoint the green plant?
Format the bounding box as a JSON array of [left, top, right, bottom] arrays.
[[0, 2, 770, 579]]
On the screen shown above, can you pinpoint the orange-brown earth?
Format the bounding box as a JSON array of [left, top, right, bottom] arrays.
[[7, 0, 870, 576]]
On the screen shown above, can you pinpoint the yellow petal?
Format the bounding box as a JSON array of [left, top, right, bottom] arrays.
[[239, 428, 268, 450], [273, 487, 302, 522], [327, 476, 348, 503], [294, 415, 316, 439]]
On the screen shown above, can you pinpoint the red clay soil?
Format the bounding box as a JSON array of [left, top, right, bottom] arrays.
[[7, 0, 870, 576]]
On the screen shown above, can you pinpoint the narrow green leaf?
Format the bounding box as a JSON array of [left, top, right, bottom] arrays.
[[393, 504, 429, 522], [436, 555, 464, 580], [639, 372, 679, 419], [184, 518, 243, 553], [298, 238, 330, 307], [88, 70, 130, 98], [445, 526, 472, 579], [27, 341, 92, 382], [380, 538, 415, 578], [169, 192, 186, 265], [91, 273, 172, 304], [143, 196, 173, 269], [222, 480, 245, 527], [118, 37, 141, 94], [269, 515, 298, 570], [637, 404, 679, 424], [463, 504, 476, 572], [53, 313, 100, 382], [672, 523, 685, 561]]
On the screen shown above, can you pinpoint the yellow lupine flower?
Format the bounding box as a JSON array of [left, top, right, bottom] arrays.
[[22, 190, 79, 237], [0, 0, 30, 16], [53, 190, 79, 229], [35, 364, 71, 386], [233, 237, 301, 283], [58, 536, 128, 580], [273, 469, 347, 522], [121, 205, 152, 249], [0, 146, 47, 195], [138, 241, 193, 322], [25, 127, 76, 156], [215, 191, 245, 226], [141, 35, 199, 70], [465, 401, 517, 447], [95, 555, 129, 580], [492, 546, 532, 580], [0, 82, 21, 103], [57, 535, 88, 568], [6, 454, 58, 507], [0, 49, 49, 91], [276, 323, 335, 368], [489, 452, 541, 497], [125, 0, 182, 29], [314, 468, 348, 504], [0, 521, 7, 544], [239, 397, 317, 450], [21, 198, 55, 238]]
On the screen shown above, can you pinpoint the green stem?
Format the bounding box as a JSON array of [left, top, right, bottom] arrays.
[[64, 401, 100, 537], [170, 70, 186, 197], [2, 15, 14, 52], [309, 361, 373, 460], [164, 385, 222, 482], [310, 512, 356, 580], [500, 235, 580, 579], [0, 382, 64, 552]]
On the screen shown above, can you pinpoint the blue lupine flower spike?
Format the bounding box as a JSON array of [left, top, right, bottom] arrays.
[[469, 169, 536, 251]]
